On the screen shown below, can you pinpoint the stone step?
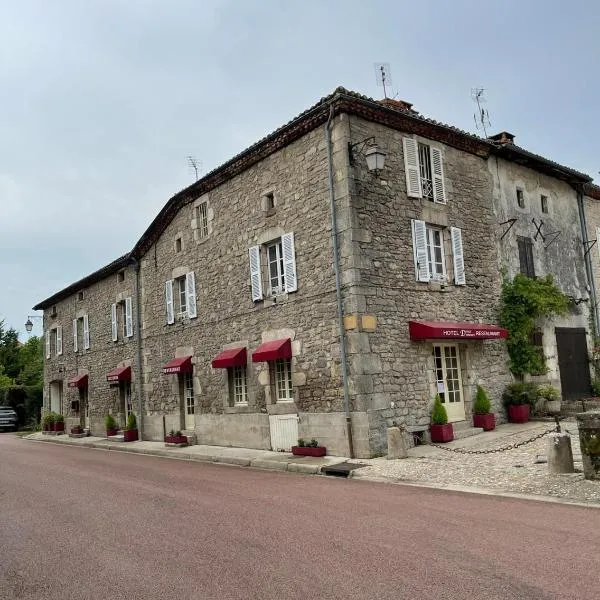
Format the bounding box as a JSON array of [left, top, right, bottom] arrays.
[[452, 420, 476, 431], [453, 426, 485, 440]]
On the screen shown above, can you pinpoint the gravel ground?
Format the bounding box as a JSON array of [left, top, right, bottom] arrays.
[[351, 419, 600, 504]]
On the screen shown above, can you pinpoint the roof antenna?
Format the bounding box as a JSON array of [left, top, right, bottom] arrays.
[[374, 63, 392, 99], [471, 88, 491, 137], [187, 156, 201, 182]]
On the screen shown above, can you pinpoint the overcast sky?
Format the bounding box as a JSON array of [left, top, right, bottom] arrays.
[[2, 0, 599, 338]]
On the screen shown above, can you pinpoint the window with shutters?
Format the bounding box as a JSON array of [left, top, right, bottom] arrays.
[[517, 236, 535, 278], [228, 366, 248, 406], [111, 299, 133, 341], [403, 138, 446, 203], [249, 232, 297, 301], [165, 273, 196, 324], [73, 315, 90, 351], [267, 239, 285, 295], [196, 202, 209, 239], [49, 327, 62, 357], [274, 359, 293, 402], [175, 276, 187, 317], [418, 143, 435, 201], [426, 227, 446, 281]]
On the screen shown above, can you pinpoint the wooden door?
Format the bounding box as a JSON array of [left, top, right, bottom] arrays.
[[555, 328, 591, 399]]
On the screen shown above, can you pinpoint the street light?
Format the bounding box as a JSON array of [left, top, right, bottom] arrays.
[[348, 137, 386, 174], [25, 315, 43, 333]]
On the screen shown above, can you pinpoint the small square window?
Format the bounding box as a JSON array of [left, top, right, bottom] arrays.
[[516, 188, 525, 209], [266, 192, 275, 210], [78, 291, 85, 301], [541, 195, 549, 214], [175, 237, 182, 253], [117, 271, 125, 283]]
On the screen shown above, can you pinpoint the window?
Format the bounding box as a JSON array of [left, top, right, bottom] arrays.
[[275, 359, 293, 402], [175, 237, 182, 253], [117, 270, 125, 283], [267, 240, 285, 295], [165, 273, 197, 324], [265, 192, 275, 210], [426, 228, 446, 281], [73, 315, 90, 351], [47, 327, 62, 357], [541, 195, 549, 214], [403, 138, 446, 203], [433, 345, 463, 408], [517, 236, 535, 278], [249, 232, 297, 301], [122, 382, 133, 421], [183, 372, 195, 417], [176, 276, 187, 317], [516, 188, 525, 208], [530, 329, 545, 375], [111, 298, 133, 341], [231, 366, 248, 405], [78, 291, 85, 301], [196, 202, 208, 239]]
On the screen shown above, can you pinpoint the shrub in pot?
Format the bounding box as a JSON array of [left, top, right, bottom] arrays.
[[42, 412, 55, 432], [538, 385, 561, 414], [53, 413, 65, 432], [472, 385, 495, 431], [502, 382, 537, 423], [292, 438, 327, 457], [105, 413, 118, 437], [123, 412, 138, 442], [430, 394, 454, 443], [165, 429, 188, 446]]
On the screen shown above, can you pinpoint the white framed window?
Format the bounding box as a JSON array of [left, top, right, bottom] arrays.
[[73, 315, 90, 351], [176, 276, 187, 317], [183, 372, 195, 416], [232, 366, 248, 405], [433, 345, 463, 406], [50, 326, 63, 357], [165, 273, 196, 324], [111, 299, 133, 341], [275, 359, 293, 402], [196, 202, 208, 239], [426, 227, 446, 281], [249, 232, 297, 301], [403, 137, 446, 203]]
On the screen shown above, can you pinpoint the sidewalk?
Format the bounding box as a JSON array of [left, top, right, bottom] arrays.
[[24, 432, 345, 474]]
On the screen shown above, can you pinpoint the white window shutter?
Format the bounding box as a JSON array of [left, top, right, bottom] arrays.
[[83, 314, 90, 349], [412, 220, 430, 282], [125, 297, 133, 337], [73, 319, 78, 352], [249, 246, 263, 301], [282, 232, 298, 293], [451, 227, 466, 285], [431, 147, 446, 204], [403, 137, 422, 198], [111, 303, 118, 341], [165, 280, 175, 324], [45, 330, 50, 359], [186, 272, 197, 319], [56, 326, 63, 356]]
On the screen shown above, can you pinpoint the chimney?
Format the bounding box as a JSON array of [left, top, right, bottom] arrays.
[[379, 98, 417, 114], [488, 131, 515, 145]]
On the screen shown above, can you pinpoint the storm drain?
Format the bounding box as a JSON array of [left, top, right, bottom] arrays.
[[321, 462, 366, 478]]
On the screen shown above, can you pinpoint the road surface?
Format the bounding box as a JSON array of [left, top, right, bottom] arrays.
[[1, 433, 598, 599]]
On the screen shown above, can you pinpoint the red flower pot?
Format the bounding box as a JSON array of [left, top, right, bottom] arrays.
[[123, 429, 138, 442], [430, 423, 454, 443], [165, 435, 188, 445], [473, 413, 496, 431], [291, 446, 327, 457], [53, 422, 65, 432], [106, 428, 119, 437], [508, 404, 530, 424]]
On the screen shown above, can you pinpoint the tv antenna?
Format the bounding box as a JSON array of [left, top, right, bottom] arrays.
[[374, 63, 392, 99], [186, 156, 201, 182], [471, 88, 491, 137]]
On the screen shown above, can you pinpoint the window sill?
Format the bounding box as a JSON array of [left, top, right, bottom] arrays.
[[224, 405, 257, 414]]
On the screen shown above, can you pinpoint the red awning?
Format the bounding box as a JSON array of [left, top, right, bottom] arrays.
[[212, 347, 247, 369], [68, 374, 88, 388], [106, 366, 131, 383], [163, 356, 193, 375], [409, 320, 508, 341], [252, 338, 292, 362]]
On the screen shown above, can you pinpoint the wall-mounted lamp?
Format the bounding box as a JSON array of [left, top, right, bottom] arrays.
[[348, 137, 386, 173], [25, 315, 43, 333]]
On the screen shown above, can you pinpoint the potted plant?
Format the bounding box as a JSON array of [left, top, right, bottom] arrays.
[[165, 429, 188, 447], [292, 438, 327, 457], [53, 413, 65, 433], [472, 385, 495, 431], [538, 385, 561, 414], [502, 382, 537, 423], [430, 394, 454, 443], [105, 413, 118, 437], [42, 412, 55, 433], [123, 412, 138, 442]]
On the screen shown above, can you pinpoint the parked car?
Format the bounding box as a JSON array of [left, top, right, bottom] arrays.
[[0, 407, 18, 431]]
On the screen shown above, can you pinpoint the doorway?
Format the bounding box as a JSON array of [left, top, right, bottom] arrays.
[[182, 372, 195, 430], [555, 328, 591, 399], [49, 381, 62, 414], [433, 344, 465, 422], [81, 388, 90, 428]]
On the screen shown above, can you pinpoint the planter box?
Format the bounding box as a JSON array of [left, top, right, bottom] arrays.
[[546, 400, 562, 414], [123, 429, 138, 442], [165, 435, 188, 447], [473, 413, 496, 431], [53, 422, 65, 432], [106, 428, 119, 437], [291, 446, 326, 457], [508, 404, 530, 424], [430, 423, 454, 443]]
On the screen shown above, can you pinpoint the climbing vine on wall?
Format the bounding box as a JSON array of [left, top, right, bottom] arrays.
[[500, 273, 569, 377]]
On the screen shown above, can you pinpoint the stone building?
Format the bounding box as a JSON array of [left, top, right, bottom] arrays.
[[34, 87, 597, 457]]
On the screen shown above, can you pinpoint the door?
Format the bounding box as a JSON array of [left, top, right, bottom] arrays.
[[433, 345, 466, 422], [82, 388, 90, 428], [183, 372, 195, 430], [555, 328, 591, 399], [269, 414, 298, 452], [122, 382, 133, 423], [49, 381, 62, 414]]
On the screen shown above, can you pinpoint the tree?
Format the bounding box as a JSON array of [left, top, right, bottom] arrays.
[[0, 320, 21, 380], [17, 336, 43, 387], [0, 364, 12, 388]]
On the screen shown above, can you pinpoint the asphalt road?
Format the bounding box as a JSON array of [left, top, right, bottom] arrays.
[[1, 434, 599, 600]]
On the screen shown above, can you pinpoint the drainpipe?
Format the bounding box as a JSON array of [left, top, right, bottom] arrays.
[[130, 257, 144, 441], [576, 187, 600, 336], [326, 104, 354, 459]]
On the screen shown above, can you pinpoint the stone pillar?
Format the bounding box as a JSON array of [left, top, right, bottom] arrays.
[[546, 432, 574, 474], [576, 411, 600, 480], [387, 427, 408, 460]]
